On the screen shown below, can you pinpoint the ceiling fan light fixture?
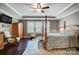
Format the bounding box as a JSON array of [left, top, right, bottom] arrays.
[[30, 3, 49, 13]]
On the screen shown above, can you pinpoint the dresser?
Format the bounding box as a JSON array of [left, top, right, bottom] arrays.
[[0, 33, 4, 49]]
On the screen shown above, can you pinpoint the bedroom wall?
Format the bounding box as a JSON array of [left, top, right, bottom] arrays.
[[0, 22, 11, 32], [12, 19, 19, 23], [50, 20, 59, 32], [0, 19, 19, 33], [19, 20, 27, 36], [59, 11, 79, 27]]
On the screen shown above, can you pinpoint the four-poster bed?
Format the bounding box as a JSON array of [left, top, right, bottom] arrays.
[[20, 15, 79, 50], [43, 16, 79, 50]]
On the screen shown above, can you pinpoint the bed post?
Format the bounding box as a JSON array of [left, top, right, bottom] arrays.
[[44, 16, 47, 49], [64, 21, 66, 30]]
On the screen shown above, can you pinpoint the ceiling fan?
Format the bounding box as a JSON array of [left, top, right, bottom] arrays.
[[30, 3, 50, 13]]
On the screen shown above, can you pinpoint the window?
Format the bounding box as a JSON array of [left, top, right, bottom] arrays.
[[27, 21, 50, 33], [27, 21, 34, 33], [35, 21, 42, 33]]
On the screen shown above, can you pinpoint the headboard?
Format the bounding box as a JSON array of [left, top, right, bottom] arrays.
[[65, 25, 79, 30]]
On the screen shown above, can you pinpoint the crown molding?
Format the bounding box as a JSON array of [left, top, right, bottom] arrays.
[[56, 3, 74, 16], [4, 3, 22, 16]]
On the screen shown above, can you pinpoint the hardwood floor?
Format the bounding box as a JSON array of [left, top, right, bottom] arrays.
[[0, 39, 30, 55], [0, 38, 78, 55]]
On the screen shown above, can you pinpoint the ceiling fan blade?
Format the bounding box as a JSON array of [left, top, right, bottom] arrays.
[[41, 9, 44, 13], [42, 6, 49, 9]]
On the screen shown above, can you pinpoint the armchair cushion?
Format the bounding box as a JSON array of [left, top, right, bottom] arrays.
[[3, 30, 18, 46], [3, 30, 11, 38]]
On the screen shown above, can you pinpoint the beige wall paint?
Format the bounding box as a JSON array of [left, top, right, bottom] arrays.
[[0, 18, 18, 33], [0, 22, 11, 32], [59, 11, 79, 27], [12, 18, 19, 23]]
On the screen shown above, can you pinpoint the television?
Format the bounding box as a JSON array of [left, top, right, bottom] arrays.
[[0, 14, 12, 24]]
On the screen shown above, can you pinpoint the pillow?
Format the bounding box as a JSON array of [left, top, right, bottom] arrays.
[[66, 26, 79, 30], [62, 29, 79, 36]]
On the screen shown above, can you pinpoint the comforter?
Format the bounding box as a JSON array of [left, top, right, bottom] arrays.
[[46, 29, 79, 50]]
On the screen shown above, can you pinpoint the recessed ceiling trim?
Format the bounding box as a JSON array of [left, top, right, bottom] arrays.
[[4, 3, 22, 16], [56, 3, 74, 16], [0, 9, 14, 18], [59, 9, 79, 18]]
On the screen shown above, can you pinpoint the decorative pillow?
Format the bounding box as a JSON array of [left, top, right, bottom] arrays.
[[62, 29, 79, 36]]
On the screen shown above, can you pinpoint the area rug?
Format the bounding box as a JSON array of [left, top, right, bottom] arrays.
[[23, 37, 78, 55], [23, 38, 42, 55]]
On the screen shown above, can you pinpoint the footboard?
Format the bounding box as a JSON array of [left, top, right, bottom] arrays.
[[46, 36, 79, 50]]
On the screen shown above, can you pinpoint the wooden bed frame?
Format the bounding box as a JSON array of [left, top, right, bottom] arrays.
[[44, 16, 48, 49], [44, 20, 79, 50]]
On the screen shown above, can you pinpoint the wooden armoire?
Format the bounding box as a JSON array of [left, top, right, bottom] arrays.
[[12, 23, 23, 39]]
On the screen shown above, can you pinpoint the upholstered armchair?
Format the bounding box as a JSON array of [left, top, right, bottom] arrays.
[[3, 30, 19, 46]]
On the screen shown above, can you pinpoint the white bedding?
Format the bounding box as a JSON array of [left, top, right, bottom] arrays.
[[46, 28, 79, 50], [47, 33, 64, 36], [47, 28, 79, 36]]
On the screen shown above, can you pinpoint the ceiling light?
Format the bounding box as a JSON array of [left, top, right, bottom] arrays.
[[37, 9, 41, 12], [30, 3, 49, 13]]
